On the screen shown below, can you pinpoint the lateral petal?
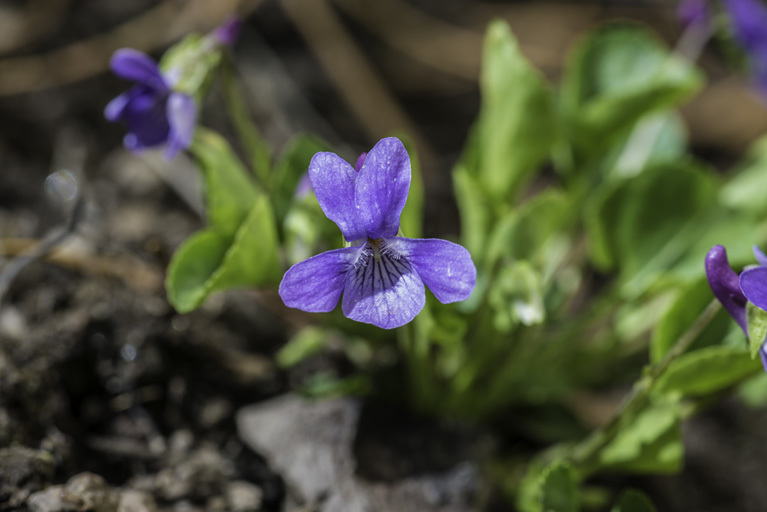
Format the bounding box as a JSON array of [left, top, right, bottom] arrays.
[[279, 247, 360, 312], [355, 137, 410, 239], [342, 250, 425, 329], [309, 152, 366, 241], [165, 93, 197, 159], [388, 237, 476, 304]]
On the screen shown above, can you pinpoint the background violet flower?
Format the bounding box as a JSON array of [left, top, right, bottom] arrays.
[[723, 0, 767, 95], [105, 49, 197, 159], [279, 137, 476, 329]]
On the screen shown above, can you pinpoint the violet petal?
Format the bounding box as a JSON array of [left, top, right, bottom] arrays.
[[355, 137, 410, 240], [308, 152, 366, 241], [279, 247, 360, 312], [387, 237, 476, 304], [740, 266, 767, 311], [705, 245, 748, 333], [341, 248, 425, 329], [165, 92, 197, 159], [678, 0, 709, 28], [110, 49, 168, 91]]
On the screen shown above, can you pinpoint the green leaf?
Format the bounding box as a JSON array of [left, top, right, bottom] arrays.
[[277, 327, 331, 368], [466, 19, 557, 203], [397, 134, 424, 239], [540, 461, 579, 512], [191, 128, 260, 236], [655, 345, 761, 397], [600, 401, 683, 474], [271, 134, 330, 225], [486, 189, 571, 268], [611, 490, 657, 512], [584, 161, 717, 294], [747, 302, 767, 359], [453, 165, 492, 263], [167, 194, 281, 313], [488, 261, 545, 332], [562, 24, 702, 155], [720, 136, 767, 217], [607, 112, 687, 181], [650, 280, 725, 363]]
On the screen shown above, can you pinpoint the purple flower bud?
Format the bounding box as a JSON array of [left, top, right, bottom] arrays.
[[212, 17, 243, 48]]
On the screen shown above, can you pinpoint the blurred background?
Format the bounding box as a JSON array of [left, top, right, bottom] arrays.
[[1, 1, 767, 511]]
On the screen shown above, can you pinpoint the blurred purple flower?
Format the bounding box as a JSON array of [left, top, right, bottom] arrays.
[[212, 17, 243, 47], [105, 49, 197, 159], [723, 0, 767, 95], [279, 137, 476, 329]]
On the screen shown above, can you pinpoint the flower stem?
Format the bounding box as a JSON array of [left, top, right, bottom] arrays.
[[220, 55, 272, 185], [569, 299, 720, 474]]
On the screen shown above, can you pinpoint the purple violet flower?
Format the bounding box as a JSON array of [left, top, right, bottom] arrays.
[[723, 0, 767, 95], [279, 137, 476, 329], [105, 49, 197, 159]]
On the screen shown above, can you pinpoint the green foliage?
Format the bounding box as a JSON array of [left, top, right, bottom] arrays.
[[599, 401, 683, 474], [584, 161, 717, 294], [720, 136, 767, 217], [747, 302, 767, 358], [277, 326, 331, 368], [540, 462, 579, 512], [161, 34, 222, 101], [464, 20, 557, 204], [655, 346, 761, 397], [166, 129, 280, 313], [561, 24, 702, 159], [271, 134, 330, 225], [611, 490, 657, 512], [650, 280, 723, 363]]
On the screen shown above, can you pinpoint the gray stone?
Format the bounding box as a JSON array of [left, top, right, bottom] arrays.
[[225, 480, 264, 512], [236, 395, 480, 512], [0, 446, 54, 509]]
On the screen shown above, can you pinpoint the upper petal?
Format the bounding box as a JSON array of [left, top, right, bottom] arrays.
[[110, 49, 168, 90], [279, 247, 360, 312], [388, 237, 476, 304], [342, 248, 425, 329], [309, 152, 366, 241], [165, 93, 197, 159], [705, 245, 748, 333], [740, 266, 767, 312], [355, 137, 410, 239]]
